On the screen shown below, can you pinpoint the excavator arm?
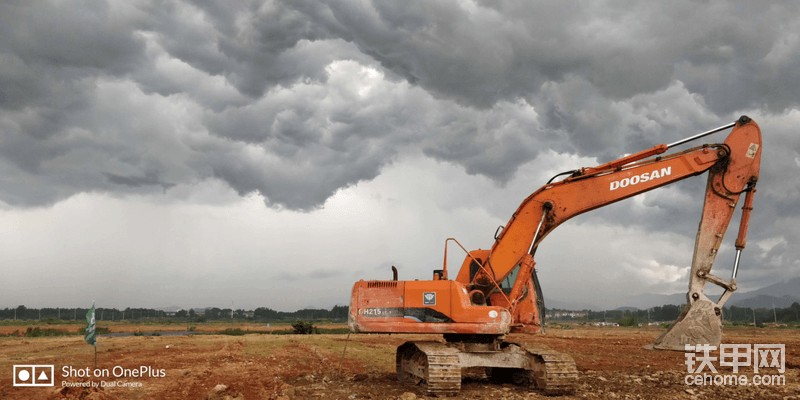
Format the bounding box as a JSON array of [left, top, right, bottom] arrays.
[[456, 116, 761, 345]]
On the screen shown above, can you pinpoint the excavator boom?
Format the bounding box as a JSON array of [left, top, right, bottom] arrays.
[[464, 116, 761, 290]]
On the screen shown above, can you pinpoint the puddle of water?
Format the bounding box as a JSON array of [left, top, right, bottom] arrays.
[[100, 331, 200, 337]]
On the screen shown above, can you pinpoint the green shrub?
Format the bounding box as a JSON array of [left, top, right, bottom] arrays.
[[316, 327, 350, 334], [24, 327, 73, 337], [291, 320, 317, 334], [217, 329, 250, 336]]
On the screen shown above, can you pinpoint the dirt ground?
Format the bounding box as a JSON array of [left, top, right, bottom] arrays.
[[1, 324, 798, 400]]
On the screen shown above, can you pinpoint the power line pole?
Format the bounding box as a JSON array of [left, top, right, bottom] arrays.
[[773, 302, 777, 324]]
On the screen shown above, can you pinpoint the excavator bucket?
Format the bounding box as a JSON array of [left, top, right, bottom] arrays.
[[648, 294, 722, 351]]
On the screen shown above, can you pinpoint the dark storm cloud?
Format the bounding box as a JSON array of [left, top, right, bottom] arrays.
[[1, 1, 799, 227], [0, 0, 798, 311], [223, 0, 800, 173], [104, 172, 175, 191], [284, 0, 800, 113], [0, 2, 146, 75]]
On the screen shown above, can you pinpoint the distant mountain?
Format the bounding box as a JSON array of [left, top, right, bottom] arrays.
[[728, 277, 800, 306], [619, 276, 800, 310], [544, 297, 603, 311], [623, 292, 688, 309], [548, 277, 800, 311], [742, 277, 800, 297], [731, 294, 800, 309], [615, 306, 640, 311]]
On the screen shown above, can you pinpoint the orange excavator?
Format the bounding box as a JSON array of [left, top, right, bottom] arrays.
[[348, 116, 762, 395]]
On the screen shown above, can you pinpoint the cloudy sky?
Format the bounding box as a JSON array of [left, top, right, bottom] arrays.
[[1, 0, 798, 312]]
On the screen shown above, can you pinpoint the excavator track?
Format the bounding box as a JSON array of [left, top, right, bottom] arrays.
[[396, 341, 577, 396], [515, 342, 578, 395], [397, 342, 461, 396]]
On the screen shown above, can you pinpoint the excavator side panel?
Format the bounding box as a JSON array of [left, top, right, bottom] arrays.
[[349, 279, 511, 334]]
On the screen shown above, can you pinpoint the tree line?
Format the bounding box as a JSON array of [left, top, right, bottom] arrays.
[[1, 305, 349, 322], [551, 302, 800, 325], [6, 302, 798, 325], [583, 304, 684, 322], [725, 303, 800, 325]]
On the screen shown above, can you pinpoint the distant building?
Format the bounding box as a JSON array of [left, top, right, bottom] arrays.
[[549, 311, 588, 319], [591, 321, 619, 327]]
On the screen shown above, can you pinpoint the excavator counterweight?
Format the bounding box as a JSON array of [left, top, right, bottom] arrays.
[[349, 116, 762, 395]]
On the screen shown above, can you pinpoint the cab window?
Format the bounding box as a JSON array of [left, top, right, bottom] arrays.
[[498, 264, 520, 294]]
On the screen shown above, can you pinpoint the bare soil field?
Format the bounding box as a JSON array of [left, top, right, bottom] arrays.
[[1, 324, 798, 399]]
